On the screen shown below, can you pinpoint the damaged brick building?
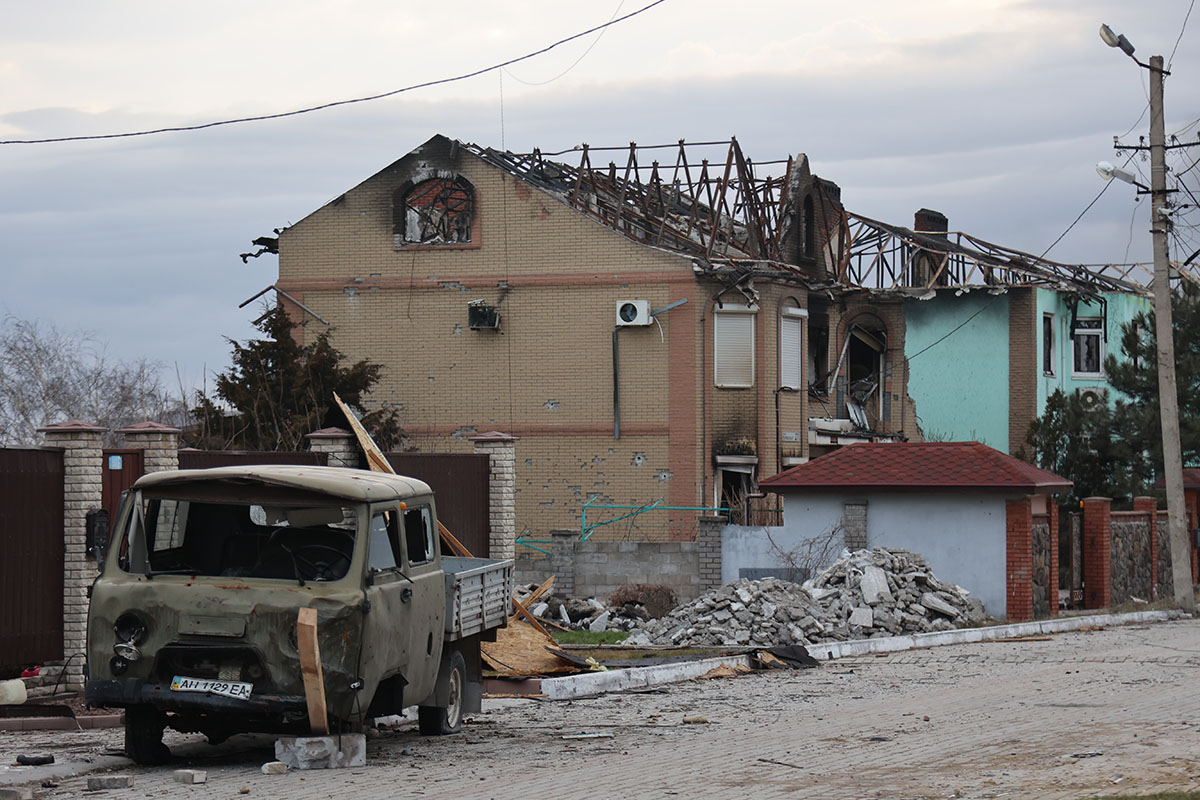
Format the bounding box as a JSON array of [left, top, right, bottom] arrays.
[[268, 134, 1147, 541]]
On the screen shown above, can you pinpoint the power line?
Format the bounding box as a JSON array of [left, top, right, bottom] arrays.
[[1168, 0, 1196, 71], [0, 0, 667, 146], [1040, 154, 1137, 258], [503, 0, 625, 87]]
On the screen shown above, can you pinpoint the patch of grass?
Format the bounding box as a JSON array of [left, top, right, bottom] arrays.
[[550, 630, 630, 646]]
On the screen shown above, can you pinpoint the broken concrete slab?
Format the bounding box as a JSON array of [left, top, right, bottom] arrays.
[[274, 734, 366, 769], [0, 788, 34, 800], [848, 607, 874, 628], [859, 565, 893, 605], [588, 611, 610, 632], [921, 592, 960, 618], [261, 761, 289, 775]]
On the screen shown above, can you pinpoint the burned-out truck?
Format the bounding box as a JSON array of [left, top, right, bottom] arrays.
[[85, 465, 513, 764]]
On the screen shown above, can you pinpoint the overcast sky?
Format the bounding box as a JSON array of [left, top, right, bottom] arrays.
[[2, 0, 1198, 400]]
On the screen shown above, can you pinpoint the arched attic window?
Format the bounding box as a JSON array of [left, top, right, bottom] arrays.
[[393, 175, 474, 246]]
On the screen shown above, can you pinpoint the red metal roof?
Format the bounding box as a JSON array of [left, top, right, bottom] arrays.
[[759, 441, 1072, 493]]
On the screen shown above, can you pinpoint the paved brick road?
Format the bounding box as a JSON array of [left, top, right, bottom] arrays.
[[4, 617, 1199, 799]]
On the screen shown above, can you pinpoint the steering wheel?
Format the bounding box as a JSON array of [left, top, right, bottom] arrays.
[[282, 543, 351, 581]]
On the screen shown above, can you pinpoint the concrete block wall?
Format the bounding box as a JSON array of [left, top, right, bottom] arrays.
[[515, 525, 707, 601]]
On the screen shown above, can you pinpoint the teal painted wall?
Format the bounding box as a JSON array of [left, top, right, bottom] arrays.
[[903, 292, 1010, 448], [1034, 289, 1151, 412]]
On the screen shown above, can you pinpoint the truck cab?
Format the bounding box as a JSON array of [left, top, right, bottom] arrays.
[[85, 465, 511, 764]]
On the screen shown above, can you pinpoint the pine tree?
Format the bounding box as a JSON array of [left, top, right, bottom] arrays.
[[189, 306, 400, 451]]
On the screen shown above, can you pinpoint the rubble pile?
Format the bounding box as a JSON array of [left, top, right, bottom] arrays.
[[522, 591, 657, 633], [624, 548, 988, 647]]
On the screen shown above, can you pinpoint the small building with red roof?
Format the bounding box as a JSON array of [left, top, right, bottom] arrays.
[[745, 441, 1072, 620]]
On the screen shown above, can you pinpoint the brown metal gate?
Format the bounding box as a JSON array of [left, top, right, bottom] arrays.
[[102, 449, 144, 527], [178, 451, 329, 469], [386, 453, 491, 558], [0, 449, 64, 666]]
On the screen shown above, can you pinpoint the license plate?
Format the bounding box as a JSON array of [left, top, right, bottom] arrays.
[[170, 676, 253, 700]]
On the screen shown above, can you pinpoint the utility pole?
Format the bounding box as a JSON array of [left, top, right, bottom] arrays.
[[1100, 25, 1195, 612], [1146, 54, 1195, 612]]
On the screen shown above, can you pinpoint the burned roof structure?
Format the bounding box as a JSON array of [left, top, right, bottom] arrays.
[[462, 137, 1152, 299]]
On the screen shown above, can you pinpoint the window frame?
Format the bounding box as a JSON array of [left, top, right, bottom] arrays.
[[714, 303, 758, 389], [1042, 313, 1056, 376], [1071, 317, 1104, 377], [779, 305, 807, 390], [403, 504, 436, 568]]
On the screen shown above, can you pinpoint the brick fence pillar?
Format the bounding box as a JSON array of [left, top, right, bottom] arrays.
[[549, 530, 576, 598], [118, 421, 180, 473], [305, 427, 361, 468], [697, 515, 725, 591], [470, 432, 518, 561], [842, 500, 868, 551], [1082, 496, 1112, 609], [38, 420, 106, 690], [1133, 496, 1159, 600], [1006, 497, 1033, 622], [1047, 500, 1059, 617]]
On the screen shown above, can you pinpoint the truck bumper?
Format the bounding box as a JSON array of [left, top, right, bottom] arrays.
[[86, 679, 306, 717]]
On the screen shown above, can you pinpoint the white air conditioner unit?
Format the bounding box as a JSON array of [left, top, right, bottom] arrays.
[[615, 300, 652, 326], [1076, 386, 1108, 410]]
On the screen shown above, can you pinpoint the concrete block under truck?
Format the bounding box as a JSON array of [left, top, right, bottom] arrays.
[[84, 465, 513, 764]]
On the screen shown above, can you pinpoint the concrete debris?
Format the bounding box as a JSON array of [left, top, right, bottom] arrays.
[[627, 548, 988, 648], [275, 734, 367, 769], [87, 775, 134, 790], [173, 769, 208, 784], [261, 761, 289, 775]]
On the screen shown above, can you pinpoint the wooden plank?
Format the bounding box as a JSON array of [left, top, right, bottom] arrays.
[[437, 520, 473, 558], [296, 607, 329, 735], [510, 594, 553, 639], [333, 392, 468, 558], [510, 575, 555, 624]]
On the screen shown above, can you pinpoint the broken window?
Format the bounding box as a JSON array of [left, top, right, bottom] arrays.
[[395, 176, 474, 245], [1072, 318, 1103, 376], [779, 304, 806, 390], [714, 304, 756, 388], [844, 320, 887, 428], [1042, 313, 1055, 375], [404, 505, 435, 566]]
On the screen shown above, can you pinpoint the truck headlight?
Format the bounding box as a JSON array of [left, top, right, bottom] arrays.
[[114, 611, 149, 645]]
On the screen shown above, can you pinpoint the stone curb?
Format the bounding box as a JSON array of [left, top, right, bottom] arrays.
[[800, 609, 1185, 660], [541, 654, 755, 700], [539, 609, 1185, 700]]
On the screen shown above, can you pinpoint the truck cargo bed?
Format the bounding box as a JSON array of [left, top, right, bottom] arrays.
[[442, 557, 514, 640]]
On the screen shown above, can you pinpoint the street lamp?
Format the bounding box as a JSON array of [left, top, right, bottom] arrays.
[[1098, 23, 1194, 612]]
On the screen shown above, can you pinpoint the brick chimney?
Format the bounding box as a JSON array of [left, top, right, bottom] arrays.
[[914, 208, 948, 234]]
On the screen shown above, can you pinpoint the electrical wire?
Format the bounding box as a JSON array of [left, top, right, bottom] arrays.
[[1123, 196, 1142, 263], [906, 297, 1002, 363], [1040, 154, 1137, 258], [504, 0, 625, 86], [1168, 0, 1196, 71], [0, 0, 667, 146]]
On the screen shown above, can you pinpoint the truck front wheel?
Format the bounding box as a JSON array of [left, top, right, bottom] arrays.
[[124, 706, 171, 764], [418, 650, 464, 735]]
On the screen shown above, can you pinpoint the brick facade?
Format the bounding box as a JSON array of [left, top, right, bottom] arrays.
[[842, 500, 868, 550], [1008, 288, 1037, 455], [274, 135, 913, 541], [1081, 497, 1112, 609], [1005, 497, 1033, 622]]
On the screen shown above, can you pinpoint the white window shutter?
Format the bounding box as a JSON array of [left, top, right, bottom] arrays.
[[715, 309, 755, 388], [780, 315, 802, 390]]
